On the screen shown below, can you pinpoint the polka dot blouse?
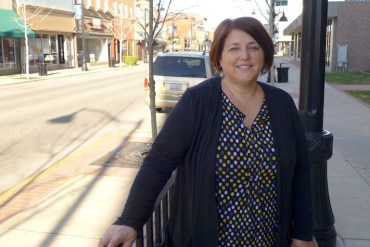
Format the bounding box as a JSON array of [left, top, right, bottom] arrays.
[[215, 92, 278, 247]]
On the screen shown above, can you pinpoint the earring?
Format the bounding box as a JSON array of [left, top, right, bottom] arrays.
[[219, 71, 224, 79]]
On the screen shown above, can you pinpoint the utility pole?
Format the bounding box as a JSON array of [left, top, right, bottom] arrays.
[[80, 1, 88, 71], [268, 0, 276, 86], [299, 0, 337, 246], [74, 0, 88, 71]]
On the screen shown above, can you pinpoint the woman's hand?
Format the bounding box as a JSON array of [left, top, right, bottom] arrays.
[[290, 238, 318, 247], [98, 225, 137, 247]]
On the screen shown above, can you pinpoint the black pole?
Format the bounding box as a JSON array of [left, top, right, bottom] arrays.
[[81, 3, 88, 71], [299, 0, 336, 246]]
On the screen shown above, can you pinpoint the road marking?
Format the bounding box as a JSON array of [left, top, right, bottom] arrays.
[[0, 133, 117, 201]]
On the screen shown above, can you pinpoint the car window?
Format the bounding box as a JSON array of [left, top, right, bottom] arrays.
[[154, 56, 207, 78]]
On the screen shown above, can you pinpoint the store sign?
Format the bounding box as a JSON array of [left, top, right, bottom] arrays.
[[92, 19, 102, 29], [58, 35, 65, 64], [275, 0, 288, 6]]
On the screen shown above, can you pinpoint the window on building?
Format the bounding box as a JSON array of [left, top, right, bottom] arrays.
[[113, 0, 117, 15], [49, 35, 58, 64], [297, 32, 302, 59], [326, 19, 333, 67], [290, 35, 295, 57], [86, 0, 92, 7], [118, 2, 123, 16], [129, 6, 133, 19], [95, 0, 101, 9], [0, 38, 16, 69], [124, 4, 128, 18], [29, 34, 59, 65], [104, 0, 108, 11]]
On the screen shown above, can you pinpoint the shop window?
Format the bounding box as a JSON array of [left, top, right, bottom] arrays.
[[48, 35, 58, 64], [28, 38, 36, 65], [31, 34, 59, 64], [0, 38, 16, 69], [113, 0, 117, 15], [104, 0, 108, 11]]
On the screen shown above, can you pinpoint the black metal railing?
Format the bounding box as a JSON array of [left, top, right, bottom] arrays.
[[135, 172, 176, 247]]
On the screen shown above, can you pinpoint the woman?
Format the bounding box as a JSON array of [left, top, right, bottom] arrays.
[[98, 17, 316, 247]]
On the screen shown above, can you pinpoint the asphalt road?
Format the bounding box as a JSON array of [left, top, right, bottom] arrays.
[[0, 66, 167, 193]]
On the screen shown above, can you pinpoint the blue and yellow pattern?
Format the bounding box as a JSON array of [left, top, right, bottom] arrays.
[[215, 92, 278, 247]]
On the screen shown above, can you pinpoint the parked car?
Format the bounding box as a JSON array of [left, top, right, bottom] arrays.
[[144, 51, 217, 112]]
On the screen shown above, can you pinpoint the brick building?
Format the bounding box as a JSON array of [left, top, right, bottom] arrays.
[[284, 1, 370, 72]]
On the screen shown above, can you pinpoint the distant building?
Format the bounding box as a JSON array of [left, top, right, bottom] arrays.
[[284, 1, 370, 72], [0, 1, 35, 76]]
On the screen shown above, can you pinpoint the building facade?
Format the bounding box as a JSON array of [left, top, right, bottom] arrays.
[[0, 1, 35, 76], [16, 0, 75, 73], [0, 0, 210, 76], [284, 1, 370, 72]]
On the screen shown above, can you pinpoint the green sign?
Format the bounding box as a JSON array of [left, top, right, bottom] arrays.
[[275, 0, 288, 6]]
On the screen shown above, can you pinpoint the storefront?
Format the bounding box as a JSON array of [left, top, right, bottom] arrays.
[[0, 9, 35, 76], [74, 7, 114, 66], [20, 5, 75, 73]]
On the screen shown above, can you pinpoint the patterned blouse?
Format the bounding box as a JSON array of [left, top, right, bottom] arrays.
[[215, 92, 278, 247]]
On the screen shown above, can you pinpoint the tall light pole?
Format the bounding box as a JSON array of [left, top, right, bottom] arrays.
[[268, 0, 276, 86], [300, 0, 336, 246], [74, 0, 88, 71]]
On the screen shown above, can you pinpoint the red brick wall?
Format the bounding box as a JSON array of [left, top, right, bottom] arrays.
[[336, 2, 370, 71]]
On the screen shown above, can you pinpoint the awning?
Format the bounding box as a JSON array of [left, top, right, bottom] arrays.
[[0, 9, 35, 38]]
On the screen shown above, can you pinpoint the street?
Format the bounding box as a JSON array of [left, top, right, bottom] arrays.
[[0, 66, 166, 193]]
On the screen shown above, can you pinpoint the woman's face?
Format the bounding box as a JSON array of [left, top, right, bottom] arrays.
[[219, 29, 265, 86]]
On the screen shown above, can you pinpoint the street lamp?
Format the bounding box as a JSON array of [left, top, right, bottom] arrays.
[[74, 0, 88, 71]]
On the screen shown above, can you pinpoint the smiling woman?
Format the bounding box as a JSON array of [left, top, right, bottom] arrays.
[[98, 16, 317, 247]]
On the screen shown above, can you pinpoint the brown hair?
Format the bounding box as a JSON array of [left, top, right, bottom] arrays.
[[209, 17, 274, 74]]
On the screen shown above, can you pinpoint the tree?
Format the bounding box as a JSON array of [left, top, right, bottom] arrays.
[[14, 0, 52, 79], [109, 1, 135, 67], [138, 0, 192, 139]]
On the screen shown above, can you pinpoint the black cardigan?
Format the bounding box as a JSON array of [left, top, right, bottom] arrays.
[[116, 76, 313, 246]]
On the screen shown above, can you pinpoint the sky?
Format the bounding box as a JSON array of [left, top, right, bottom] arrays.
[[169, 0, 346, 30]]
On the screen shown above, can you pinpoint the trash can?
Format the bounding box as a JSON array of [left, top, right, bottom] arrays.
[[277, 63, 289, 83], [38, 63, 47, 76], [108, 58, 115, 67]]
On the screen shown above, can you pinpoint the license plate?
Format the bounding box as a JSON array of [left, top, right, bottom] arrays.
[[169, 83, 182, 91]]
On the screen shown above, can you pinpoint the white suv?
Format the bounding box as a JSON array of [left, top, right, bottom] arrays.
[[144, 51, 217, 112]]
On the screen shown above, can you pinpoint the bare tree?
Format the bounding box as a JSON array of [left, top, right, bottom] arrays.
[[14, 0, 52, 79], [110, 2, 135, 67], [139, 0, 194, 139]]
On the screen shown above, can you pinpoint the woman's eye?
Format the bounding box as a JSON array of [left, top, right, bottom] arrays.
[[248, 46, 260, 51]]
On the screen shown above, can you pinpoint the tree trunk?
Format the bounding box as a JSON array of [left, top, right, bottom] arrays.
[[148, 0, 157, 139]]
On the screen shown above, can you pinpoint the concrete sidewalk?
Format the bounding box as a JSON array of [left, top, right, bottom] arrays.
[[0, 57, 369, 247], [0, 62, 144, 86], [271, 57, 370, 247]]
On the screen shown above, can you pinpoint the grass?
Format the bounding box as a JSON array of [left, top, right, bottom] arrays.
[[346, 91, 370, 105], [325, 72, 370, 106], [325, 72, 370, 85]]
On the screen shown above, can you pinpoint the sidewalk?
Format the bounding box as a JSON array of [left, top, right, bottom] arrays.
[[0, 58, 369, 247], [0, 62, 145, 86]]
